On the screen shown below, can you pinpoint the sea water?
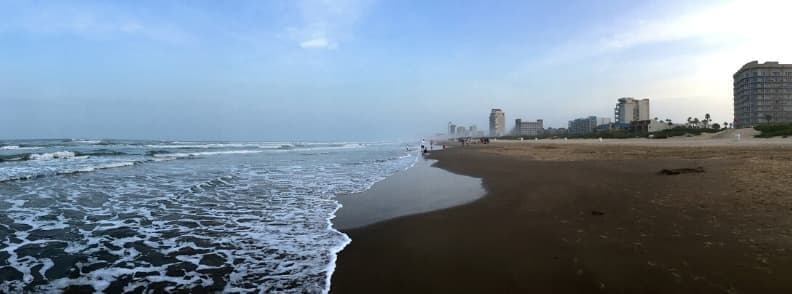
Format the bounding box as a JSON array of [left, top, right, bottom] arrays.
[[0, 139, 416, 293]]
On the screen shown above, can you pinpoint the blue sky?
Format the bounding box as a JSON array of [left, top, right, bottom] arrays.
[[2, 0, 791, 140]]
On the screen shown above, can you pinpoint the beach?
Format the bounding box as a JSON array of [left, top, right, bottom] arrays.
[[331, 135, 792, 293]]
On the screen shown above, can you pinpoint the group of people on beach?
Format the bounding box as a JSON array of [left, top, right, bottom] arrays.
[[458, 137, 490, 147], [417, 139, 445, 154]]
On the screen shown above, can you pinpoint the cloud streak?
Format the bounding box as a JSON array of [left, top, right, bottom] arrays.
[[299, 37, 336, 49], [287, 0, 371, 49], [0, 2, 192, 44]]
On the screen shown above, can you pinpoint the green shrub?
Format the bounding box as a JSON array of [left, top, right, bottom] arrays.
[[754, 123, 792, 138], [650, 127, 718, 138]]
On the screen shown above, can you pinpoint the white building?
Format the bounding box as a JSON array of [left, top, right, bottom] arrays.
[[489, 109, 506, 137], [456, 126, 468, 137], [469, 125, 478, 136], [596, 117, 611, 126], [733, 61, 792, 128], [614, 98, 650, 124], [514, 119, 543, 136], [648, 120, 672, 132]]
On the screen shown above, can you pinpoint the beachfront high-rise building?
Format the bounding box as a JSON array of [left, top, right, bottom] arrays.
[[448, 122, 456, 136], [596, 117, 612, 126], [733, 61, 792, 128], [514, 119, 543, 136], [568, 116, 598, 135], [614, 98, 650, 124], [456, 126, 468, 137], [489, 109, 506, 137], [469, 125, 477, 136]]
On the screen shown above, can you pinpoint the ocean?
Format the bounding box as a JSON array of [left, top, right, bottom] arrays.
[[0, 139, 417, 293]]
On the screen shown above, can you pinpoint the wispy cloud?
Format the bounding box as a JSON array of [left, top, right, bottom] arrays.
[[597, 0, 792, 52], [528, 0, 792, 68], [299, 37, 336, 49], [0, 2, 191, 44], [287, 0, 372, 50]]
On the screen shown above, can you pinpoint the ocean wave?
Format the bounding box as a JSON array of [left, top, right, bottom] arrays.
[[145, 150, 172, 156], [0, 145, 43, 150], [75, 149, 129, 157], [151, 150, 263, 158], [145, 143, 249, 149], [279, 143, 366, 152], [0, 150, 132, 163], [144, 143, 284, 149], [73, 140, 102, 144], [58, 161, 139, 174], [0, 160, 146, 183], [29, 151, 81, 161]]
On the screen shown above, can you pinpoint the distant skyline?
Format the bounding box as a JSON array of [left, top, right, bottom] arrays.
[[2, 0, 792, 140]]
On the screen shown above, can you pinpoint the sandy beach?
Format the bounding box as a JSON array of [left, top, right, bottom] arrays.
[[332, 134, 792, 293]]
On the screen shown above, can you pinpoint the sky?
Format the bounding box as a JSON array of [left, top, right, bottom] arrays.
[[2, 0, 792, 141]]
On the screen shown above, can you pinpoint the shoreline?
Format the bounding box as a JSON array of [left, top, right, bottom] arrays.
[[331, 140, 792, 293], [333, 156, 484, 230], [328, 152, 483, 293]]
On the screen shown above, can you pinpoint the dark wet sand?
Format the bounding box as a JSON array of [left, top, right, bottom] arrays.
[[334, 157, 484, 230], [331, 144, 792, 293]]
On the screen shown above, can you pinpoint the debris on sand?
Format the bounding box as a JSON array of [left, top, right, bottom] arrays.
[[659, 167, 705, 175], [591, 210, 605, 216]]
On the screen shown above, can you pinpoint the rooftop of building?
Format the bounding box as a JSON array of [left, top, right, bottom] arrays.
[[617, 97, 650, 102], [736, 60, 792, 74]]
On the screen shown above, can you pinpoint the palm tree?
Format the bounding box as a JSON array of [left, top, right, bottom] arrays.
[[724, 121, 729, 129], [687, 117, 692, 127], [665, 118, 672, 126], [704, 113, 711, 128], [764, 114, 773, 124], [693, 118, 700, 128]]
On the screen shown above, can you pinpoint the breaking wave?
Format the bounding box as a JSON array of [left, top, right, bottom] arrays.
[[0, 139, 416, 292]]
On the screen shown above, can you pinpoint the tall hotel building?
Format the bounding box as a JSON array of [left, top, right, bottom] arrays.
[[489, 109, 506, 137], [733, 61, 792, 128], [614, 98, 650, 124]]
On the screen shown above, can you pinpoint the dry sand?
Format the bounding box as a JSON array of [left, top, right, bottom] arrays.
[[331, 134, 792, 293]]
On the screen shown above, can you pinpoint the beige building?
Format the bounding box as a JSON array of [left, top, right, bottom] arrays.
[[568, 116, 598, 135], [733, 61, 792, 128], [514, 119, 543, 136], [614, 97, 650, 124], [489, 109, 506, 137], [456, 126, 468, 137]]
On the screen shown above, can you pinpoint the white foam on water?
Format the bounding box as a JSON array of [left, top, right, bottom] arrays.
[[322, 203, 351, 294], [58, 161, 137, 174], [146, 143, 254, 149], [152, 150, 263, 158], [29, 151, 79, 161], [0, 142, 417, 293], [1, 145, 43, 150]]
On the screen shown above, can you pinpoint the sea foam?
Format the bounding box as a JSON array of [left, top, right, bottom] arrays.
[[0, 140, 416, 292]]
